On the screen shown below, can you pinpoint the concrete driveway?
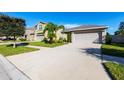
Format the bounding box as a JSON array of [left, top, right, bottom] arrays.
[[7, 43, 110, 80]]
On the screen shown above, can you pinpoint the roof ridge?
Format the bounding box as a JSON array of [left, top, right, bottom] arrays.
[[64, 24, 108, 32]]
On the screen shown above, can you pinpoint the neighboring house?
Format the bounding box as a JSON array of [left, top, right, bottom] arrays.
[[25, 22, 66, 41], [63, 25, 108, 44], [25, 22, 47, 41]]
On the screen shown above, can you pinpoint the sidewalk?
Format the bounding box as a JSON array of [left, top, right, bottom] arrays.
[[102, 54, 124, 64], [0, 54, 30, 80]]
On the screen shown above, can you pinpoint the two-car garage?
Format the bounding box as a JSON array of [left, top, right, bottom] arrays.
[[73, 32, 100, 44], [64, 25, 108, 44]]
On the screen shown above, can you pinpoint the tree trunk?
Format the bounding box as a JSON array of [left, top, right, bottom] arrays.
[[49, 37, 53, 44], [13, 35, 16, 48], [6, 35, 9, 40]]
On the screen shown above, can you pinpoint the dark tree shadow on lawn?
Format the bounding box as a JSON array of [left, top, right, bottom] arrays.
[[7, 42, 29, 47], [80, 47, 124, 64]]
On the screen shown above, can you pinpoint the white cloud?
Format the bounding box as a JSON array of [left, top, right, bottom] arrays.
[[64, 24, 80, 28]]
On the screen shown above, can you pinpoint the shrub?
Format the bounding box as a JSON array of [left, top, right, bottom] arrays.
[[42, 38, 48, 43], [63, 38, 67, 42], [57, 38, 64, 43], [67, 32, 71, 42], [57, 40, 63, 43], [19, 38, 26, 41]]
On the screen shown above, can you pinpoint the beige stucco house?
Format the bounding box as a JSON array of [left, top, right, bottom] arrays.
[[25, 22, 46, 41], [25, 22, 66, 41], [63, 25, 108, 44]]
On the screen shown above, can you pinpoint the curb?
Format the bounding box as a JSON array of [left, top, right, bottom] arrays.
[[0, 54, 31, 80]]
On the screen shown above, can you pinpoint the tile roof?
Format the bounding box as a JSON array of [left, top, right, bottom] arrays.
[[25, 28, 35, 35], [63, 25, 108, 32]]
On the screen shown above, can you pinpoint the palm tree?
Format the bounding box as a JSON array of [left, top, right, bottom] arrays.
[[55, 25, 65, 41], [57, 25, 65, 30], [43, 22, 65, 43]]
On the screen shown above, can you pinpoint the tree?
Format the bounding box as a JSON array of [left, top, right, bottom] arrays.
[[106, 32, 112, 44], [9, 17, 26, 48], [0, 14, 11, 38], [115, 22, 124, 35], [43, 22, 64, 43], [0, 14, 26, 48]]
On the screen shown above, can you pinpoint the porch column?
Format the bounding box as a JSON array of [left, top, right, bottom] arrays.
[[98, 32, 102, 43], [72, 32, 75, 43], [103, 29, 107, 43]]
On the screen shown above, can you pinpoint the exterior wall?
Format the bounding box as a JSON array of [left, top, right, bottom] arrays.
[[56, 29, 62, 40], [25, 29, 35, 41], [56, 29, 67, 40], [35, 23, 46, 33], [72, 32, 75, 43], [102, 30, 106, 43], [35, 34, 44, 41], [34, 22, 47, 41], [26, 34, 35, 41], [61, 33, 67, 40], [44, 30, 48, 38], [111, 35, 124, 43]]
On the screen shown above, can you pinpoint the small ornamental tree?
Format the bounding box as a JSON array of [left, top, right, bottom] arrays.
[[106, 32, 112, 44]]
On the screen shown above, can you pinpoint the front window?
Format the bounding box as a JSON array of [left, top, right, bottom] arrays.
[[39, 25, 42, 30]]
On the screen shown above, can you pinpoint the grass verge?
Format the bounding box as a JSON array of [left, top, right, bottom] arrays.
[[0, 45, 39, 56], [103, 62, 124, 80], [101, 43, 124, 58]]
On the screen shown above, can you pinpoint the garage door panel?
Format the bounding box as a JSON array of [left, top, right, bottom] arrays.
[[73, 32, 99, 44]]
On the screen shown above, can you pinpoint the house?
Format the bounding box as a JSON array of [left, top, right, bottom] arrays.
[[25, 22, 66, 41], [63, 25, 108, 44], [25, 22, 47, 41]]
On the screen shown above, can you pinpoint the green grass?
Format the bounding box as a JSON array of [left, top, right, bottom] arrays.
[[101, 43, 124, 58], [103, 62, 124, 80], [29, 42, 66, 48], [0, 45, 39, 56]]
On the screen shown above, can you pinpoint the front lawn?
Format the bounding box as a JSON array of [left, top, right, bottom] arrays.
[[29, 42, 66, 48], [0, 45, 39, 56], [101, 44, 124, 58], [103, 62, 124, 80]]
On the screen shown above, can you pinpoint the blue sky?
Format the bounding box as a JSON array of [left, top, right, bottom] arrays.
[[3, 12, 124, 34]]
